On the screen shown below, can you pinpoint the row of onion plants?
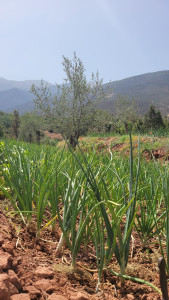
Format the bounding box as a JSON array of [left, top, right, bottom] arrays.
[[0, 138, 167, 293]]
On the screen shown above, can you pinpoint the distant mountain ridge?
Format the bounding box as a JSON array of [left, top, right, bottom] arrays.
[[0, 88, 33, 112], [0, 78, 53, 92], [102, 70, 169, 114], [0, 78, 55, 114], [0, 70, 169, 115]]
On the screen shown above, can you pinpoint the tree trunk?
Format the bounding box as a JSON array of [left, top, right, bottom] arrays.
[[124, 121, 128, 133], [69, 131, 79, 149], [36, 130, 41, 143]]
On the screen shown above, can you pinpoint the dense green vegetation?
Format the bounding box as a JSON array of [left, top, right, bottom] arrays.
[[0, 102, 168, 144], [0, 137, 168, 293]]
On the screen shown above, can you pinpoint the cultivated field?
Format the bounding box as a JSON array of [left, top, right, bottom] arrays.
[[0, 135, 169, 299]]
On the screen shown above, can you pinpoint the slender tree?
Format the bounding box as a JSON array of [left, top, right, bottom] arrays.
[[31, 52, 104, 148], [12, 110, 20, 139]]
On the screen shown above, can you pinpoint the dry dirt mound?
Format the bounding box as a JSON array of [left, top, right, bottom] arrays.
[[142, 147, 169, 161], [44, 131, 63, 141]]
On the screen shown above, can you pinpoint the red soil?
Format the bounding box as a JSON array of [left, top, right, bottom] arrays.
[[0, 203, 165, 300]]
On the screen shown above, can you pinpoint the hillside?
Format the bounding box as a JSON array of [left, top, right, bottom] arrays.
[[102, 70, 169, 114], [0, 78, 56, 114], [0, 88, 34, 112], [0, 70, 169, 115]]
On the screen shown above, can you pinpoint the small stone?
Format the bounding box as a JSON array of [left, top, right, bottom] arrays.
[[69, 297, 76, 300], [34, 279, 56, 293], [0, 251, 13, 270], [76, 292, 89, 300], [48, 294, 68, 300], [0, 273, 10, 300], [2, 242, 14, 255], [58, 277, 67, 286], [24, 285, 41, 299], [10, 294, 31, 300], [8, 269, 22, 290], [12, 256, 22, 270], [9, 282, 19, 296], [34, 266, 54, 278], [126, 294, 135, 300], [17, 267, 25, 278], [146, 295, 159, 300]]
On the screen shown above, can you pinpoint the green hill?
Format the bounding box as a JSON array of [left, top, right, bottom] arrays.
[[102, 70, 169, 115]]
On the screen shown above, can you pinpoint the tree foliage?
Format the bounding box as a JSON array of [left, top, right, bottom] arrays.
[[115, 96, 138, 132], [89, 109, 114, 133], [20, 112, 43, 143], [144, 105, 164, 130], [31, 53, 104, 148], [0, 111, 12, 134]]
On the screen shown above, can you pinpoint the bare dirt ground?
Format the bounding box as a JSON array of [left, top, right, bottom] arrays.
[[0, 203, 165, 300]]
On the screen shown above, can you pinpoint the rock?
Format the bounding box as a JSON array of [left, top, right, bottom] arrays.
[[69, 296, 76, 300], [34, 266, 54, 278], [70, 292, 90, 300], [0, 273, 10, 300], [8, 270, 22, 290], [9, 282, 19, 296], [75, 292, 89, 300], [48, 295, 68, 300], [34, 279, 56, 293], [100, 293, 113, 300], [24, 285, 41, 299], [2, 242, 14, 255], [10, 294, 31, 300], [16, 267, 25, 278], [146, 295, 159, 300], [126, 295, 135, 300], [58, 277, 67, 286], [0, 251, 13, 270], [12, 256, 22, 270]]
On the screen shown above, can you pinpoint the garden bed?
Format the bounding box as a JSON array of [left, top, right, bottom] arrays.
[[0, 205, 164, 300]]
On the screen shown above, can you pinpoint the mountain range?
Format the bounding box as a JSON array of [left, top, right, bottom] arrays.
[[0, 70, 169, 115]]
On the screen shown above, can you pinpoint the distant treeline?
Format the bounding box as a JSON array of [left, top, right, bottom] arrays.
[[0, 100, 168, 143]]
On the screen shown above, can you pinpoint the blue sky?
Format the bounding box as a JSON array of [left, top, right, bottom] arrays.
[[1, 0, 169, 84]]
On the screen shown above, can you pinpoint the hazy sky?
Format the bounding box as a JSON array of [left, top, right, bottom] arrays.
[[1, 0, 169, 84]]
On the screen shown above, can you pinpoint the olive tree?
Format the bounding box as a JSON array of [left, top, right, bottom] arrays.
[[115, 96, 138, 133], [31, 53, 104, 148], [20, 112, 43, 143]]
